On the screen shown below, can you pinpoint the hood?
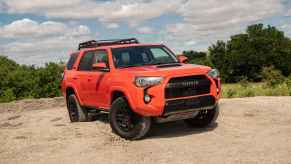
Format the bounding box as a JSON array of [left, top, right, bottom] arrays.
[[115, 63, 211, 77]]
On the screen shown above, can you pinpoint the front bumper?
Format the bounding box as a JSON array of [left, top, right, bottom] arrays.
[[163, 95, 216, 116], [130, 74, 221, 117]]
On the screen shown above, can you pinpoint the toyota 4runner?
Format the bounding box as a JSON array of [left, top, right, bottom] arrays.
[[61, 38, 221, 140]]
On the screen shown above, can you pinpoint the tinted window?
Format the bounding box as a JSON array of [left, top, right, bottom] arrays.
[[92, 51, 109, 66], [111, 46, 177, 68], [78, 50, 109, 71], [66, 53, 78, 70], [150, 48, 174, 63]]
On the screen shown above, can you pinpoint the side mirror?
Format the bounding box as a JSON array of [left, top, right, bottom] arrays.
[[92, 62, 109, 72], [177, 55, 188, 63]]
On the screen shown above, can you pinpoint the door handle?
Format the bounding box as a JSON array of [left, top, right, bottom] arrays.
[[72, 77, 78, 80]]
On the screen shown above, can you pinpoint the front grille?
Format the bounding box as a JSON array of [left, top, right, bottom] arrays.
[[165, 75, 211, 99], [164, 95, 216, 115]]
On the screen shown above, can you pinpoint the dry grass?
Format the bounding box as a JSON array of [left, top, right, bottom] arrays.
[[222, 82, 290, 98]]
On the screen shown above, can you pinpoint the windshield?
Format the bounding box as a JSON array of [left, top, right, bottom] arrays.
[[111, 45, 178, 68]]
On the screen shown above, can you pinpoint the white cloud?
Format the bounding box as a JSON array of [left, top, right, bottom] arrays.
[[0, 18, 93, 65], [0, 0, 283, 32], [136, 26, 154, 34], [177, 0, 282, 30], [71, 25, 91, 36], [2, 35, 89, 53], [0, 18, 91, 38], [1, 0, 81, 12], [162, 0, 283, 52], [1, 34, 92, 65], [1, 0, 182, 26], [285, 8, 291, 16], [0, 0, 288, 64], [185, 40, 197, 46], [106, 23, 119, 29]]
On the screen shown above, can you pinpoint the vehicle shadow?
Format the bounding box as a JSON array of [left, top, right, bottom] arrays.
[[89, 112, 109, 123], [90, 113, 218, 139], [147, 121, 218, 139]]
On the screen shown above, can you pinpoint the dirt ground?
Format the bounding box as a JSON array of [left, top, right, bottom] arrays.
[[0, 96, 291, 164]]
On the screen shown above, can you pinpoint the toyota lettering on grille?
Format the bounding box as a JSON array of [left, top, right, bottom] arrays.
[[166, 80, 200, 88]]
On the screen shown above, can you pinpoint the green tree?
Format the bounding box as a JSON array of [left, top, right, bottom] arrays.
[[183, 50, 212, 66], [0, 56, 64, 102], [33, 63, 63, 98], [208, 24, 291, 82], [208, 40, 229, 82]]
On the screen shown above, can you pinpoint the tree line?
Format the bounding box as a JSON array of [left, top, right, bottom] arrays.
[[183, 24, 291, 83], [1, 23, 291, 102], [0, 56, 63, 102]]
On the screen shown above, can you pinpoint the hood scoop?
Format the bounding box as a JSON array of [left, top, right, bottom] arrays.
[[156, 63, 182, 68]]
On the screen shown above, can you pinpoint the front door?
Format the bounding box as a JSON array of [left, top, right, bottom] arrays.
[[86, 50, 110, 107], [77, 50, 110, 107]]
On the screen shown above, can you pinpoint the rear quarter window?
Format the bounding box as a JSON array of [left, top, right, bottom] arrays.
[[66, 53, 79, 70]]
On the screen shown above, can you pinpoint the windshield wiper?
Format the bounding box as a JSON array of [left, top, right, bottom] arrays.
[[118, 62, 180, 68], [143, 61, 179, 66], [154, 62, 180, 65], [118, 64, 144, 68]]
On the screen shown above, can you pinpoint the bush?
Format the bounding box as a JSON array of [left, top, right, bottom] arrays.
[[222, 82, 289, 98], [0, 56, 63, 102], [241, 89, 255, 97], [0, 89, 16, 103], [224, 88, 237, 98], [286, 75, 291, 96], [239, 77, 249, 88], [262, 66, 285, 87], [265, 83, 289, 96]]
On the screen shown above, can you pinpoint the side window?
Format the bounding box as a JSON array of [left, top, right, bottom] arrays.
[[78, 50, 109, 71], [92, 51, 109, 67], [66, 53, 78, 70], [78, 52, 94, 71], [141, 52, 151, 63]]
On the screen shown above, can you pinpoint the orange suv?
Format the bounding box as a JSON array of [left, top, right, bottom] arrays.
[[61, 38, 221, 140]]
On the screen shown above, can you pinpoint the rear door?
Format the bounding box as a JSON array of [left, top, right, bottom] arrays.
[[75, 51, 95, 105]]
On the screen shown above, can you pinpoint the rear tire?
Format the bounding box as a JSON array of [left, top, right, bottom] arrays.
[[109, 97, 151, 140], [184, 105, 219, 128], [67, 94, 88, 122]]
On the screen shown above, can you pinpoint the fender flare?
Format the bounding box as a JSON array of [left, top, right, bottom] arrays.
[[65, 84, 84, 106], [109, 86, 137, 111]]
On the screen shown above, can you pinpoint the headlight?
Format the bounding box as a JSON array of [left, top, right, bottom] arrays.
[[135, 77, 164, 88], [208, 69, 220, 78]]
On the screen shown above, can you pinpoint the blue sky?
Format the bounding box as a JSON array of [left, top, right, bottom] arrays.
[[0, 0, 291, 65]]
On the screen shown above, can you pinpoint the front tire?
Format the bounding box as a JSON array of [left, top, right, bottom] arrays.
[[67, 94, 88, 122], [184, 105, 219, 128], [109, 97, 151, 140]]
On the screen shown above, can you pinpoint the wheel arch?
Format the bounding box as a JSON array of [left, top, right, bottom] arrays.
[[65, 86, 84, 105], [110, 88, 136, 111]]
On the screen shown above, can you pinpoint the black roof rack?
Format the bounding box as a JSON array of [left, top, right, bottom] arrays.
[[78, 38, 139, 50]]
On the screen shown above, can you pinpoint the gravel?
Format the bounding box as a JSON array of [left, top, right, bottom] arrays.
[[0, 96, 291, 164]]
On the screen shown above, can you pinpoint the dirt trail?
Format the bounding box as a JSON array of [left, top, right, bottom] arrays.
[[0, 97, 291, 164]]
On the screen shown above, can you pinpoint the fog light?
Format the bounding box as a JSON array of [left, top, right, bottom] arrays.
[[144, 94, 151, 103]]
